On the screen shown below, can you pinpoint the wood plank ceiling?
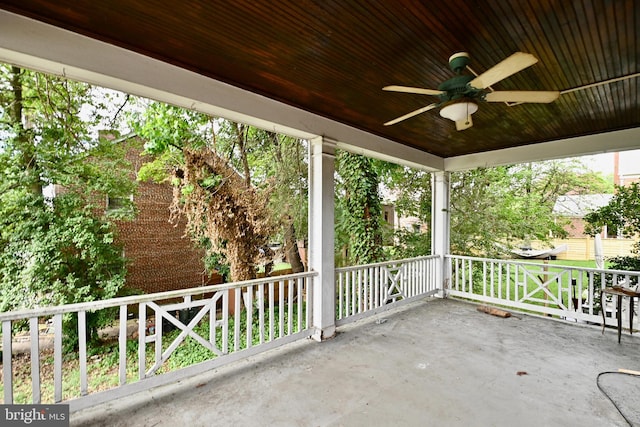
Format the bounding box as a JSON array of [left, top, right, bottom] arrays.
[[0, 0, 638, 159]]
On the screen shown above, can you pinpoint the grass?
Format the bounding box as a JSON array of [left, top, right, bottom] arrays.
[[257, 262, 292, 274], [531, 259, 603, 269], [2, 343, 139, 404]]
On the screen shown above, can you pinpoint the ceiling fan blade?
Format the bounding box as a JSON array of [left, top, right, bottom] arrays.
[[384, 103, 438, 126], [469, 52, 538, 89], [383, 85, 445, 96], [455, 116, 473, 131], [485, 90, 560, 103]]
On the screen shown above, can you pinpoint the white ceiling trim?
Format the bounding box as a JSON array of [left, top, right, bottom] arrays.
[[445, 128, 640, 171]]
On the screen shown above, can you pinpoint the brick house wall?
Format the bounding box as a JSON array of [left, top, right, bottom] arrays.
[[113, 135, 221, 294], [562, 217, 588, 238], [553, 194, 614, 239]]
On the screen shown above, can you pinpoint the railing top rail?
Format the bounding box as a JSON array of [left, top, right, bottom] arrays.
[[0, 271, 317, 322], [335, 254, 440, 273], [445, 254, 640, 276]]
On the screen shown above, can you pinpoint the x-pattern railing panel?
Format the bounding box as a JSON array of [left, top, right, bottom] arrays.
[[143, 293, 224, 377], [382, 263, 407, 303], [518, 268, 569, 310], [447, 255, 640, 326], [335, 256, 440, 322]]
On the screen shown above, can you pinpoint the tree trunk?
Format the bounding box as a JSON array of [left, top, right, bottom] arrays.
[[234, 123, 251, 187], [284, 223, 305, 272], [227, 240, 256, 281], [10, 66, 42, 196]]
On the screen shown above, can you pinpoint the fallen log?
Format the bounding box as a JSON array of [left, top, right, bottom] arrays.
[[477, 305, 512, 318]]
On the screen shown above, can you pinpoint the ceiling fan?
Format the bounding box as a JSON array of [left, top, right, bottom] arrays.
[[383, 52, 560, 131]]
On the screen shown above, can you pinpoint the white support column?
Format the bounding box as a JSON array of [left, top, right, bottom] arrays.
[[309, 137, 336, 341], [432, 171, 451, 297]]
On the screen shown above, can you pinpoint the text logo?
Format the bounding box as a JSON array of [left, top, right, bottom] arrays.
[[1, 405, 69, 426]]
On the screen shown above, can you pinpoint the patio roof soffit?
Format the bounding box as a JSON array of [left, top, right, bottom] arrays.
[[1, 9, 637, 173], [0, 10, 443, 172]]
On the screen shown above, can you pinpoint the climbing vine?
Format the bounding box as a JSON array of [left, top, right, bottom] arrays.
[[335, 151, 384, 265]]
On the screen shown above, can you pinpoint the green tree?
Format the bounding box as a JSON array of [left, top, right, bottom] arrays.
[[450, 167, 513, 256], [0, 66, 135, 341], [377, 162, 432, 259], [245, 130, 308, 272], [135, 102, 310, 277], [450, 159, 611, 256], [584, 182, 640, 279], [585, 182, 640, 245]]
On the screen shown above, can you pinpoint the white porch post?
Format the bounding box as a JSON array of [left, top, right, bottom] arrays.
[[432, 171, 451, 297], [309, 137, 336, 341]]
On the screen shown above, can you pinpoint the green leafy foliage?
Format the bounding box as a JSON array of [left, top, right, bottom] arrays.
[[336, 151, 384, 265], [375, 158, 610, 260], [450, 161, 609, 256], [131, 102, 211, 184], [585, 182, 640, 273], [248, 131, 309, 246], [0, 65, 135, 346], [385, 228, 431, 260], [137, 150, 179, 184], [585, 182, 640, 242], [607, 255, 640, 272], [135, 103, 211, 154], [377, 162, 432, 258]]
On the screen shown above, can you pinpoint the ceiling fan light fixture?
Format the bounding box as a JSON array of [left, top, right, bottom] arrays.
[[439, 100, 478, 122]]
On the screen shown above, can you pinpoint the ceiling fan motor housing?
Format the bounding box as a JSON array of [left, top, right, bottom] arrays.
[[437, 75, 478, 102], [448, 52, 470, 73]]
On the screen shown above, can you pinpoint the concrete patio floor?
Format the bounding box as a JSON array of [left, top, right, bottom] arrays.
[[71, 298, 640, 426]]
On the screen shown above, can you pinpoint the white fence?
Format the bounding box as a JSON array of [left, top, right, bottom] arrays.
[[0, 272, 315, 410], [335, 255, 440, 325], [447, 255, 639, 328]]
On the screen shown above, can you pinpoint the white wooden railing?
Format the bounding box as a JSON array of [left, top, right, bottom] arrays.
[[335, 255, 440, 325], [8, 253, 638, 412], [0, 272, 315, 410], [447, 255, 640, 328]]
